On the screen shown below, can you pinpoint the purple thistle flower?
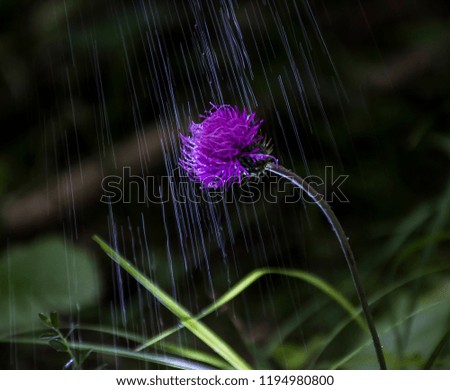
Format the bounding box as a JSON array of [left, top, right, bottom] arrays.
[[180, 104, 276, 189]]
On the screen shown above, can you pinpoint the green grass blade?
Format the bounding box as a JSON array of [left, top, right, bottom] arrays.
[[200, 268, 364, 329], [137, 267, 365, 352], [306, 265, 450, 368], [70, 342, 215, 370], [137, 326, 183, 351], [423, 327, 450, 369], [162, 343, 234, 370], [266, 268, 366, 329], [5, 337, 213, 370], [93, 235, 251, 370], [75, 325, 232, 370], [330, 300, 448, 369], [395, 230, 450, 264], [2, 324, 231, 370]]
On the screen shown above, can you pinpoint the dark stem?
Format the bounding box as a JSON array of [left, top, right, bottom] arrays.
[[267, 163, 387, 370]]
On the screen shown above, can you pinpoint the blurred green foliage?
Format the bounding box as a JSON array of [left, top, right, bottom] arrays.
[[0, 236, 101, 333]]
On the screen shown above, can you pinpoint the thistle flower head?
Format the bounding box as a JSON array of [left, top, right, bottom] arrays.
[[180, 104, 276, 189]]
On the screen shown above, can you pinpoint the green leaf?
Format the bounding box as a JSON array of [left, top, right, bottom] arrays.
[[49, 339, 68, 353], [136, 267, 364, 352], [0, 236, 102, 333], [50, 312, 59, 328], [162, 343, 234, 370], [93, 235, 251, 370], [38, 313, 51, 327]]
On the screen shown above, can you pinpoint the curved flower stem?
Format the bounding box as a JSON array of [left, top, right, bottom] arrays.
[[266, 163, 387, 370]]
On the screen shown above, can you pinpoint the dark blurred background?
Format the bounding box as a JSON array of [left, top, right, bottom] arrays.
[[0, 0, 449, 369]]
